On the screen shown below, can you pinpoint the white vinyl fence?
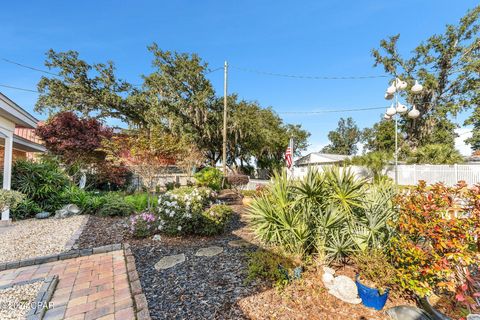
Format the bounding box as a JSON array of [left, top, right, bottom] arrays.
[[292, 164, 480, 186], [386, 164, 480, 186]]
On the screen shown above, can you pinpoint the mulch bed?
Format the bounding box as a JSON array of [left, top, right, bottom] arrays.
[[75, 215, 130, 249], [74, 206, 419, 320], [130, 206, 263, 320]]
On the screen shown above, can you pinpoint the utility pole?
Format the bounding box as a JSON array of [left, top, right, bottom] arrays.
[[222, 61, 228, 175]]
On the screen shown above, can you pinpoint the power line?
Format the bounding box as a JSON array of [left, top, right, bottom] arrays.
[[230, 66, 389, 80], [2, 58, 60, 77], [0, 84, 39, 93], [278, 106, 386, 114]]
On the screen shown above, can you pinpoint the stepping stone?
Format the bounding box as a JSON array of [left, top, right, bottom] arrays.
[[154, 254, 185, 270], [194, 246, 223, 257], [228, 239, 253, 248]]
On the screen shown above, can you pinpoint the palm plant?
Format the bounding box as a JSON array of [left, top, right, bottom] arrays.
[[247, 166, 398, 262], [248, 171, 310, 255]]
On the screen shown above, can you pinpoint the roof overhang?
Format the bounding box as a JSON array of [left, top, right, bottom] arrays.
[[0, 93, 38, 128], [12, 134, 46, 152]]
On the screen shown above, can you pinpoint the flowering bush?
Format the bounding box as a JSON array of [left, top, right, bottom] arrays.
[[391, 181, 480, 308], [199, 204, 233, 235], [157, 187, 217, 235], [130, 212, 158, 238]]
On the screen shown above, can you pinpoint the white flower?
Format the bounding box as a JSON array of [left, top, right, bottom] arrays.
[[177, 225, 182, 231]]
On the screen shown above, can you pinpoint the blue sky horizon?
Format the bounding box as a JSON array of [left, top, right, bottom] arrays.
[[1, 1, 477, 155]]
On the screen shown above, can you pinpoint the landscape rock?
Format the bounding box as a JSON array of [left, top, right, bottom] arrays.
[[54, 204, 81, 219], [35, 211, 51, 219], [228, 239, 253, 248], [385, 305, 432, 320], [195, 246, 223, 257], [154, 254, 185, 270]]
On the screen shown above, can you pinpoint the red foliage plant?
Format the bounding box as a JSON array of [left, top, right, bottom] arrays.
[[36, 111, 113, 164], [391, 181, 480, 312], [36, 111, 129, 187]]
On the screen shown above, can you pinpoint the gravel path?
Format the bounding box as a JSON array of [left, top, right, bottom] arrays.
[[0, 215, 86, 263], [0, 281, 42, 320], [131, 205, 264, 320]]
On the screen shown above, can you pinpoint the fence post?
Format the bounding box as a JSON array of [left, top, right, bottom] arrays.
[[413, 164, 416, 185], [454, 163, 458, 183]]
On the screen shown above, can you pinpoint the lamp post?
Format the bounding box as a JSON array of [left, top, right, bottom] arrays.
[[383, 78, 423, 184]]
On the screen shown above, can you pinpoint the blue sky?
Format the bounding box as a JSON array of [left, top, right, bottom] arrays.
[[0, 0, 477, 154]]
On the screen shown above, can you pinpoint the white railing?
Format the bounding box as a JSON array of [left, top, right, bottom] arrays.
[[292, 164, 480, 186], [386, 164, 480, 186]]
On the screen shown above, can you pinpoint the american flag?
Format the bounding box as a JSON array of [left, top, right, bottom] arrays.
[[285, 137, 293, 169]]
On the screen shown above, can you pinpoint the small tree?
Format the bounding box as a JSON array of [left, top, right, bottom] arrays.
[[107, 127, 188, 209], [35, 111, 128, 189]]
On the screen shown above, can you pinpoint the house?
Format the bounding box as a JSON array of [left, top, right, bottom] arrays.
[[0, 92, 45, 223], [293, 152, 350, 178]]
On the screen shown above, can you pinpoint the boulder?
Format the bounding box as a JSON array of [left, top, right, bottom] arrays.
[[35, 211, 51, 219], [385, 306, 432, 320], [54, 204, 82, 219]]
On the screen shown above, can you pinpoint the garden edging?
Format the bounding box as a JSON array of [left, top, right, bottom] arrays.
[[0, 243, 122, 272], [123, 243, 151, 320]]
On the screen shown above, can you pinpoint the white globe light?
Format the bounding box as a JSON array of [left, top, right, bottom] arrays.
[[386, 104, 396, 116], [384, 92, 394, 100], [408, 105, 420, 119], [411, 80, 423, 94], [386, 83, 396, 95], [396, 102, 408, 114]]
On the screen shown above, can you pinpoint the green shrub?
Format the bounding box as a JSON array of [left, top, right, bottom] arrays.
[[199, 204, 233, 235], [11, 159, 70, 212], [157, 186, 217, 235], [246, 248, 299, 289], [97, 193, 135, 217], [194, 167, 223, 190], [0, 189, 25, 212], [165, 181, 180, 191], [11, 198, 42, 220], [61, 186, 104, 214], [124, 193, 158, 212], [248, 167, 397, 261], [352, 249, 395, 294]]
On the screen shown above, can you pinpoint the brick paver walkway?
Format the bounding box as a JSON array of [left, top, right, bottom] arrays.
[[0, 250, 134, 320]]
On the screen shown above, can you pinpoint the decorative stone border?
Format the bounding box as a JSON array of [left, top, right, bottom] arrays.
[[123, 243, 152, 320], [64, 215, 89, 250], [26, 275, 58, 320], [0, 243, 123, 272], [0, 275, 58, 320]]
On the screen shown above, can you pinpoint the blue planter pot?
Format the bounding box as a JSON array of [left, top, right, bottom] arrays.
[[355, 275, 389, 310]]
